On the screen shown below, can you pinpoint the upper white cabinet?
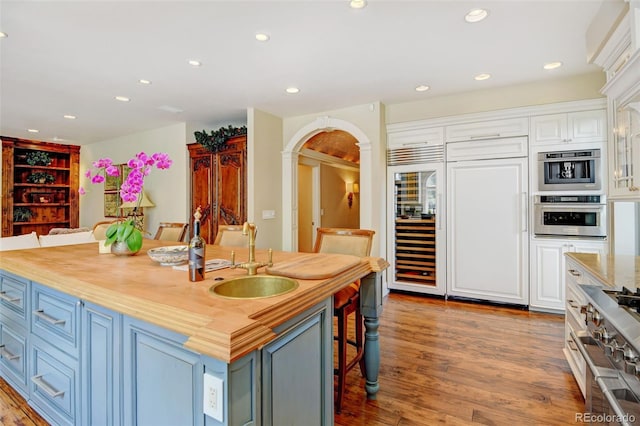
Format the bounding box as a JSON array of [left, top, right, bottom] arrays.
[[599, 8, 640, 199], [530, 110, 606, 146], [387, 126, 444, 150], [444, 117, 528, 142]]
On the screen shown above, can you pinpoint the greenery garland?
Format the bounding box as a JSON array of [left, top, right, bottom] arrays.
[[194, 125, 247, 153]]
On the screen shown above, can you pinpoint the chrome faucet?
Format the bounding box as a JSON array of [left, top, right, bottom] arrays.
[[230, 222, 273, 275]]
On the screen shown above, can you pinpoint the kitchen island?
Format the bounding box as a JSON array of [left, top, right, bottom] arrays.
[[0, 240, 387, 426]]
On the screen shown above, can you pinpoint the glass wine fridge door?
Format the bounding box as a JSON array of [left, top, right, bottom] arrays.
[[387, 163, 445, 295]]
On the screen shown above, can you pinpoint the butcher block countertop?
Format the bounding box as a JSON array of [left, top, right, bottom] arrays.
[[0, 240, 388, 363], [566, 252, 640, 292]]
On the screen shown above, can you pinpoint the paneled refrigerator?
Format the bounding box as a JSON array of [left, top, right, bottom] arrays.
[[387, 149, 446, 295], [446, 136, 529, 305]]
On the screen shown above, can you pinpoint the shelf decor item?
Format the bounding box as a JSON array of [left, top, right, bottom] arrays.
[[194, 125, 247, 153], [26, 171, 55, 184], [25, 150, 52, 166], [80, 152, 172, 254], [13, 207, 34, 222]]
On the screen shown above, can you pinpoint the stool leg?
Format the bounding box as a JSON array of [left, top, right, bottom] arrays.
[[355, 304, 366, 377], [336, 307, 347, 414]]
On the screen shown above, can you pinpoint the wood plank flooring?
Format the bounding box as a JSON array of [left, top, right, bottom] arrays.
[[0, 291, 583, 425]]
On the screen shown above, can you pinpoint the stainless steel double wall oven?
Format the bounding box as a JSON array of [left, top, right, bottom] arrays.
[[534, 148, 605, 238]]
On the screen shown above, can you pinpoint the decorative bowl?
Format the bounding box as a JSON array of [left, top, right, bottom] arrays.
[[147, 245, 189, 266]]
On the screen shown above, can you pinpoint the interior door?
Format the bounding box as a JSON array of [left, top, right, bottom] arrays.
[[298, 164, 314, 252], [447, 156, 529, 305]]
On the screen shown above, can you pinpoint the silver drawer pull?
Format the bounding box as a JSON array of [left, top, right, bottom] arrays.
[[567, 300, 579, 309], [568, 269, 581, 277], [0, 291, 20, 304], [31, 374, 65, 398], [0, 345, 20, 361], [567, 339, 578, 351], [33, 309, 66, 326], [469, 133, 500, 140]]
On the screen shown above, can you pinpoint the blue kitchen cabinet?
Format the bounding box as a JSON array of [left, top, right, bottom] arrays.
[[0, 317, 28, 397], [261, 298, 333, 426], [81, 301, 122, 426], [29, 282, 81, 426], [0, 271, 29, 397], [123, 316, 203, 426], [1, 269, 338, 425]]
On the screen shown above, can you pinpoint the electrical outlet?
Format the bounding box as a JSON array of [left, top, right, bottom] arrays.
[[203, 373, 223, 421]]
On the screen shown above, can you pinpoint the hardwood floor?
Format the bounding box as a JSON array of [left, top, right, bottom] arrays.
[[0, 292, 583, 425], [334, 292, 584, 425]]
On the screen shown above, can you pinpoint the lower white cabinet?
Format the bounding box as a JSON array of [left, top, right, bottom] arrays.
[[529, 238, 607, 312]]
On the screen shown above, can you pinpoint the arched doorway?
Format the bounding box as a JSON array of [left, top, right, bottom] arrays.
[[297, 130, 361, 251], [282, 116, 373, 251]]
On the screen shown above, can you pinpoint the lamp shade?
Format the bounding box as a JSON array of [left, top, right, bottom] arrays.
[[120, 191, 155, 209]]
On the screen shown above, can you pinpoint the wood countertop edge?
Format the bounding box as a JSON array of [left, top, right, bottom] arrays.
[[0, 246, 386, 364]]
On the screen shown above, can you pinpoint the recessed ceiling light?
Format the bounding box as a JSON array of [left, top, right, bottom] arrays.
[[349, 0, 367, 9], [286, 87, 300, 94], [63, 115, 76, 120], [474, 73, 491, 81], [188, 60, 202, 67], [52, 136, 67, 142], [115, 96, 130, 102], [255, 33, 270, 42], [0, 32, 7, 38], [465, 9, 488, 23], [27, 129, 39, 133], [139, 79, 152, 85], [415, 85, 430, 92], [543, 62, 563, 70]]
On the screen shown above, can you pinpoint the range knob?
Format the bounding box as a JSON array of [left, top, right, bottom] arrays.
[[580, 304, 594, 325], [592, 309, 603, 327]]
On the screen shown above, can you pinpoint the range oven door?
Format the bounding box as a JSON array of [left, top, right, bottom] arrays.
[[538, 149, 601, 191], [534, 202, 606, 237], [571, 331, 640, 425]]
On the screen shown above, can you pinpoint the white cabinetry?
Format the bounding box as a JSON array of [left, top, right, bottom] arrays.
[[595, 6, 640, 200], [564, 256, 589, 398], [530, 110, 606, 146], [530, 238, 607, 312], [445, 117, 528, 142], [446, 137, 529, 305], [387, 126, 443, 150]]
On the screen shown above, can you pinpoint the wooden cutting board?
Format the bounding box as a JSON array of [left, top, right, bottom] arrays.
[[266, 253, 362, 279]]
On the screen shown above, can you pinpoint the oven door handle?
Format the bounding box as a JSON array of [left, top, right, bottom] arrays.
[[569, 330, 618, 378], [597, 376, 640, 425]]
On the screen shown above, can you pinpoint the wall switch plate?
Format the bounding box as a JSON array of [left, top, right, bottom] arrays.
[[203, 373, 223, 422], [262, 209, 276, 219]]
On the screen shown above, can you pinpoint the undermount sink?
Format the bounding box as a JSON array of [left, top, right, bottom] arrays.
[[209, 275, 299, 299]]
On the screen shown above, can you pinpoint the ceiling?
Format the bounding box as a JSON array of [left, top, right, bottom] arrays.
[[0, 0, 608, 146]]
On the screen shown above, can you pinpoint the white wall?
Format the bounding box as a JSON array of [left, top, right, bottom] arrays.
[[80, 123, 189, 238], [247, 108, 283, 250], [386, 72, 606, 124]]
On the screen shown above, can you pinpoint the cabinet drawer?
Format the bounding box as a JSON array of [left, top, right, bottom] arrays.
[[0, 271, 29, 325], [0, 319, 28, 395], [445, 117, 528, 142], [387, 126, 444, 149], [446, 136, 528, 161], [29, 336, 79, 426], [31, 283, 80, 357]]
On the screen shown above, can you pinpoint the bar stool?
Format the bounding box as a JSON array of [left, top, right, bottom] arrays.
[[313, 227, 375, 413]]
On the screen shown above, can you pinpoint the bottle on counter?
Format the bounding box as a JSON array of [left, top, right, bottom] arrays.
[[188, 206, 205, 282]]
